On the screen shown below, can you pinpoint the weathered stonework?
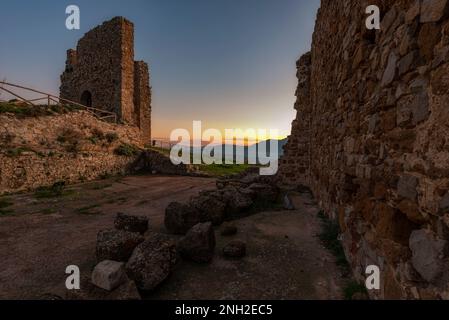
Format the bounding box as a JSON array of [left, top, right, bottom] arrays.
[[279, 0, 449, 299], [60, 17, 151, 143], [0, 111, 143, 195]]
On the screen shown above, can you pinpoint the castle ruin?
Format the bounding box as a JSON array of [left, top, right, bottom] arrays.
[[60, 17, 151, 143]]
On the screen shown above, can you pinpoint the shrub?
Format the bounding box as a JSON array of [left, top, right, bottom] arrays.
[[34, 181, 69, 198], [56, 128, 82, 153], [114, 143, 140, 157], [105, 132, 119, 143]]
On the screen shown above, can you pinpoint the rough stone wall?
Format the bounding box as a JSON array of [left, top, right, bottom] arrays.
[[278, 53, 312, 186], [280, 0, 449, 299], [134, 61, 152, 142], [0, 111, 143, 195], [60, 17, 151, 142]]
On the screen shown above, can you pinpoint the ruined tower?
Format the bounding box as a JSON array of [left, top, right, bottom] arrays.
[[60, 17, 151, 142]]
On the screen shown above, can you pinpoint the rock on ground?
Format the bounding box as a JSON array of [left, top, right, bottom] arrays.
[[114, 212, 149, 234], [66, 275, 140, 300], [178, 222, 216, 263], [191, 192, 226, 225], [165, 202, 201, 235], [96, 229, 144, 262], [91, 260, 127, 291], [126, 233, 177, 291]]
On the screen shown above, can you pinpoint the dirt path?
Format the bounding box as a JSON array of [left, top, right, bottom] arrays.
[[0, 175, 345, 299]]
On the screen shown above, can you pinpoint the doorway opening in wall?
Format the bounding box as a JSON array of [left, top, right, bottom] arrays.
[[80, 90, 92, 107]]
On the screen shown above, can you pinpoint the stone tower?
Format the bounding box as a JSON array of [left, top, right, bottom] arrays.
[[60, 17, 151, 143]]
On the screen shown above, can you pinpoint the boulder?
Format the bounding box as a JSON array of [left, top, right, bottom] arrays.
[[114, 212, 149, 234], [96, 229, 144, 262], [190, 193, 226, 225], [178, 222, 216, 263], [66, 274, 140, 300], [91, 260, 127, 291], [223, 240, 247, 258], [222, 186, 253, 214], [164, 202, 201, 235], [126, 233, 177, 291], [409, 229, 447, 282], [221, 222, 238, 236]]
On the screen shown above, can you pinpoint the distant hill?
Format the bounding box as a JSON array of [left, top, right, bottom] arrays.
[[190, 138, 288, 164]]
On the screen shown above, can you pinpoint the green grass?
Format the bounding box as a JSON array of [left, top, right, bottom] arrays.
[[199, 164, 252, 177], [0, 102, 82, 117], [114, 143, 141, 156], [89, 182, 112, 190], [343, 280, 368, 300], [317, 210, 350, 272], [34, 181, 73, 199], [4, 146, 35, 157], [76, 204, 101, 215], [0, 197, 14, 216], [40, 208, 57, 215]]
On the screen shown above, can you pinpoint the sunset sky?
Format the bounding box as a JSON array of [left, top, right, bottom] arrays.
[[0, 0, 320, 140]]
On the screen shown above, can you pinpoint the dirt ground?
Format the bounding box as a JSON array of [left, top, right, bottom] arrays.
[[0, 175, 345, 300]]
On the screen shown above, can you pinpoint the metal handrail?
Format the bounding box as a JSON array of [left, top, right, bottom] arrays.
[[0, 81, 117, 123]]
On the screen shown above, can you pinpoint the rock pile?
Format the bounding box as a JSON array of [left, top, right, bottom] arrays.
[[77, 212, 177, 299], [165, 172, 280, 234]]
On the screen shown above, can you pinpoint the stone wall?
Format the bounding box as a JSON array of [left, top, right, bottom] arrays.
[[60, 17, 151, 143], [134, 61, 152, 143], [0, 111, 143, 195], [279, 0, 449, 299]]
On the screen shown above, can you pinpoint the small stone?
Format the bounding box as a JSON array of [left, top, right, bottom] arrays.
[[114, 212, 149, 234], [439, 192, 449, 212], [91, 260, 127, 291], [381, 52, 397, 87], [96, 229, 144, 262], [178, 222, 216, 263], [405, 0, 421, 24], [223, 241, 246, 258], [421, 0, 449, 23], [397, 174, 418, 200], [409, 229, 447, 282]]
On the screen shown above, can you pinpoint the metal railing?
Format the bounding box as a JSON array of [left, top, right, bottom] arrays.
[[0, 81, 117, 123]]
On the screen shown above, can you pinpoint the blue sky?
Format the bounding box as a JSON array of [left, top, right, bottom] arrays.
[[0, 0, 320, 138]]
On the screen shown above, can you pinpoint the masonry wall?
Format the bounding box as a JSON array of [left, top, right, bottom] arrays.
[[60, 17, 152, 142], [134, 61, 152, 142], [279, 0, 449, 299], [0, 111, 143, 195]]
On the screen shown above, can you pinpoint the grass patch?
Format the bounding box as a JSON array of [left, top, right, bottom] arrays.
[[0, 102, 82, 118], [34, 181, 73, 199], [76, 204, 101, 215], [317, 210, 350, 272], [40, 208, 57, 215], [114, 143, 141, 157], [199, 164, 252, 177], [343, 280, 368, 300], [89, 182, 112, 190], [56, 128, 82, 153], [0, 197, 14, 216], [105, 132, 119, 144], [4, 146, 35, 157]]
